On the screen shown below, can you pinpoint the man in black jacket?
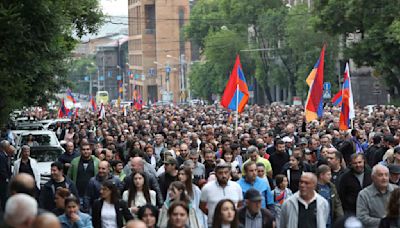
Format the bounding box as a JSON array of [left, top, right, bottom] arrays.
[[122, 157, 163, 207], [238, 188, 275, 228], [0, 140, 14, 211], [338, 153, 372, 215], [39, 162, 79, 211], [158, 157, 178, 200]]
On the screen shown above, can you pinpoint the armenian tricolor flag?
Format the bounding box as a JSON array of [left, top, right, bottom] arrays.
[[339, 62, 355, 130], [90, 95, 97, 112], [66, 89, 76, 103], [58, 99, 70, 118], [305, 45, 325, 122], [220, 55, 249, 113]]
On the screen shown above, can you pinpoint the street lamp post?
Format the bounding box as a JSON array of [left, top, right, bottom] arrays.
[[117, 65, 124, 101], [167, 54, 187, 102]]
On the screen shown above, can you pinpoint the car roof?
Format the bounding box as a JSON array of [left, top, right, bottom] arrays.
[[20, 130, 57, 135]]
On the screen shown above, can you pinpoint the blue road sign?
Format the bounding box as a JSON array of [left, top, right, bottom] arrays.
[[323, 82, 331, 91], [116, 75, 122, 80], [323, 82, 331, 99], [165, 66, 171, 73]]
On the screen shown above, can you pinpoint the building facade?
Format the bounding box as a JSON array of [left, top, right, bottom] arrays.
[[128, 0, 191, 103]]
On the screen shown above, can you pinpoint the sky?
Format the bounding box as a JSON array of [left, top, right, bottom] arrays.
[[101, 0, 128, 16]]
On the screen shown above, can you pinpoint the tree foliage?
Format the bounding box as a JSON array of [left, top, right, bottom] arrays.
[[67, 56, 98, 94], [189, 29, 253, 99], [314, 0, 400, 97], [0, 0, 103, 125], [186, 1, 340, 103]]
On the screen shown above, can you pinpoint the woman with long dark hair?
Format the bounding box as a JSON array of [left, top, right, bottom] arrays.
[[212, 199, 240, 228], [166, 201, 190, 228], [137, 204, 159, 228], [122, 171, 156, 215], [92, 180, 133, 228], [157, 181, 200, 228], [177, 166, 207, 228]]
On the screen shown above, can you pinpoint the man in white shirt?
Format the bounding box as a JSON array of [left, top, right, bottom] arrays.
[[200, 163, 243, 226]]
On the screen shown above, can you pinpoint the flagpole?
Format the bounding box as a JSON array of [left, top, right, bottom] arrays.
[[235, 83, 239, 135]]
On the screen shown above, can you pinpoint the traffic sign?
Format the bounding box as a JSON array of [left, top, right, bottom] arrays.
[[372, 90, 381, 95], [165, 66, 171, 73], [323, 82, 331, 99], [323, 82, 331, 91]]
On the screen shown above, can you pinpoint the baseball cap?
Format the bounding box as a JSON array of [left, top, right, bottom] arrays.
[[164, 157, 177, 166], [244, 188, 263, 201]]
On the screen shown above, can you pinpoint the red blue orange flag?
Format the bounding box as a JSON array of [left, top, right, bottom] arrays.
[[339, 62, 355, 130], [331, 90, 342, 107], [58, 99, 70, 118], [305, 45, 325, 122], [220, 55, 249, 113], [66, 89, 76, 103], [133, 90, 143, 110], [90, 95, 97, 112]]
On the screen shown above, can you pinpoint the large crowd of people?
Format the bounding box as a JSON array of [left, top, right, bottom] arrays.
[[0, 103, 400, 228]]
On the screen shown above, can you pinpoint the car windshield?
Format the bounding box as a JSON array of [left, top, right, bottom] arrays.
[[20, 134, 57, 146], [29, 148, 63, 162], [16, 125, 43, 130]]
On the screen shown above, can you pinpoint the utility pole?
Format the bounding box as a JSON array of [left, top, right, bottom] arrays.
[[180, 54, 185, 102]]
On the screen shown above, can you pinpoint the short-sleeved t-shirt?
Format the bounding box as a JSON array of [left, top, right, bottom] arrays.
[[200, 180, 243, 225]]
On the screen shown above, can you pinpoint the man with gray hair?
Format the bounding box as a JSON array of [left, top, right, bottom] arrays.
[[356, 164, 398, 228], [13, 145, 41, 190], [4, 193, 38, 228], [189, 149, 205, 181], [280, 172, 329, 228]]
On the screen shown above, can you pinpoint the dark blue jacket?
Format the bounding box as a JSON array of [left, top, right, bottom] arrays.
[[84, 174, 122, 211], [39, 176, 79, 211]]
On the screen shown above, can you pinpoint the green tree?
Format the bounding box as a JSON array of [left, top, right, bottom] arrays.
[[186, 0, 283, 103], [0, 0, 103, 125], [257, 5, 339, 101], [314, 0, 400, 98], [67, 56, 97, 94], [189, 29, 252, 101]]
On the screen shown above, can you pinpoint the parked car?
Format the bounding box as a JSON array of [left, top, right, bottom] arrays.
[[15, 122, 44, 131], [15, 130, 65, 185], [42, 118, 71, 130], [16, 130, 63, 150]]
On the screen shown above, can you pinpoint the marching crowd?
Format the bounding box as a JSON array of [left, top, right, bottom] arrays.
[[0, 104, 400, 228]]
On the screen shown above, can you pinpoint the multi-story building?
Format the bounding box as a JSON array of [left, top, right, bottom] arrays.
[[95, 35, 129, 100], [128, 0, 191, 103]]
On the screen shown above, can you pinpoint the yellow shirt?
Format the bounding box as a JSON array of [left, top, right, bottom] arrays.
[[242, 156, 272, 175]]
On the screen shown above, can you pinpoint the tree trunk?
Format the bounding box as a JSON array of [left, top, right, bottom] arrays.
[[254, 28, 273, 104], [278, 51, 296, 101]]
